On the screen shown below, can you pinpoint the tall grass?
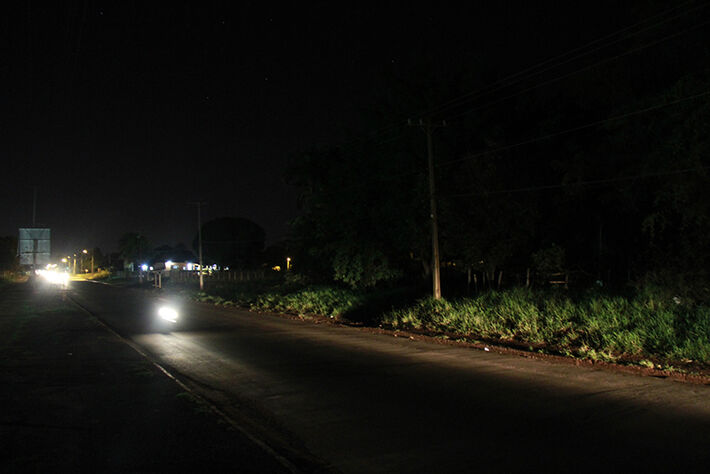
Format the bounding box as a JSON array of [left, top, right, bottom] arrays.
[[252, 286, 365, 318], [383, 287, 710, 364], [180, 276, 710, 365], [183, 278, 365, 319]]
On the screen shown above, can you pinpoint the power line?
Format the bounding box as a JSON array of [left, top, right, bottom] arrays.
[[320, 1, 708, 154], [301, 5, 710, 200], [443, 14, 710, 124], [444, 167, 708, 198], [437, 88, 710, 170], [283, 164, 708, 246], [423, 0, 709, 118], [303, 86, 710, 201], [283, 3, 710, 228]]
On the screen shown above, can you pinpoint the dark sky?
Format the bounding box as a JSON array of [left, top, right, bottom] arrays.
[[2, 1, 649, 257]]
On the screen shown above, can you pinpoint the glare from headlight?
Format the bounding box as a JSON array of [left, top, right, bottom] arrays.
[[38, 269, 69, 287], [158, 306, 179, 323], [58, 272, 69, 286]]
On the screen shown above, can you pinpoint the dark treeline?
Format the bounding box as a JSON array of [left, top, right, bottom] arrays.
[[285, 3, 710, 299]]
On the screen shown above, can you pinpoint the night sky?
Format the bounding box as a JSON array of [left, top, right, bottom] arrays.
[[2, 2, 651, 257]]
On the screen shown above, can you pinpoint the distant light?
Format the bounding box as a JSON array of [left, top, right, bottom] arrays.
[[82, 249, 88, 254], [149, 266, 154, 271], [165, 260, 174, 269], [272, 265, 281, 272], [141, 264, 148, 272], [186, 263, 194, 271]]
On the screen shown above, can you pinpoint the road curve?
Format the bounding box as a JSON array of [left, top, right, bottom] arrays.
[[70, 282, 710, 473]]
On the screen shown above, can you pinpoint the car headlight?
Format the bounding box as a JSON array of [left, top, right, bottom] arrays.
[[157, 306, 179, 323]]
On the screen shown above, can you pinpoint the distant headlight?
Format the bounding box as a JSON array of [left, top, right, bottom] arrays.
[[158, 306, 179, 323]]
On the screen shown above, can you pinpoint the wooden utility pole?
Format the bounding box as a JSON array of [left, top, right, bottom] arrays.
[[190, 201, 207, 291], [410, 118, 446, 300]]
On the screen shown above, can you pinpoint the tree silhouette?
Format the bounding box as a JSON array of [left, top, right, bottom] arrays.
[[118, 232, 151, 266], [193, 217, 265, 268]]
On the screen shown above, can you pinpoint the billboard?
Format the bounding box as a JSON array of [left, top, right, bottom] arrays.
[[18, 228, 51, 267]]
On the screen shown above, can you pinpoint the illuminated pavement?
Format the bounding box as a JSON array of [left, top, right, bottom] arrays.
[[70, 281, 710, 473]]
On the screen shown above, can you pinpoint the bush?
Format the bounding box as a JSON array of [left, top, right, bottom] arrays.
[[253, 286, 365, 318], [332, 247, 403, 289]]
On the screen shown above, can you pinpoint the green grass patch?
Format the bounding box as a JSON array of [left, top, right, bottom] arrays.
[[251, 285, 365, 318], [188, 281, 368, 319], [174, 277, 710, 367], [383, 287, 710, 365], [180, 277, 420, 322]]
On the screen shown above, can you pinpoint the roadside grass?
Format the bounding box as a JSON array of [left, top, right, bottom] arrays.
[[382, 287, 710, 366], [171, 277, 421, 322], [162, 276, 710, 369], [1, 273, 28, 286], [192, 282, 370, 320], [252, 286, 369, 319]]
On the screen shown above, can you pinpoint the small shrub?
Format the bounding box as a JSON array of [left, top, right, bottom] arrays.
[[251, 286, 365, 318]]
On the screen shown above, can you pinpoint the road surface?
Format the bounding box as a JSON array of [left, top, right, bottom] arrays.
[[70, 281, 710, 473]]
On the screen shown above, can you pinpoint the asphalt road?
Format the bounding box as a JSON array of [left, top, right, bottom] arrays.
[[70, 281, 710, 473], [1, 280, 292, 473]]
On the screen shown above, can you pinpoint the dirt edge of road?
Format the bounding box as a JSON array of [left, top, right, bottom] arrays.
[[245, 305, 710, 386]]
